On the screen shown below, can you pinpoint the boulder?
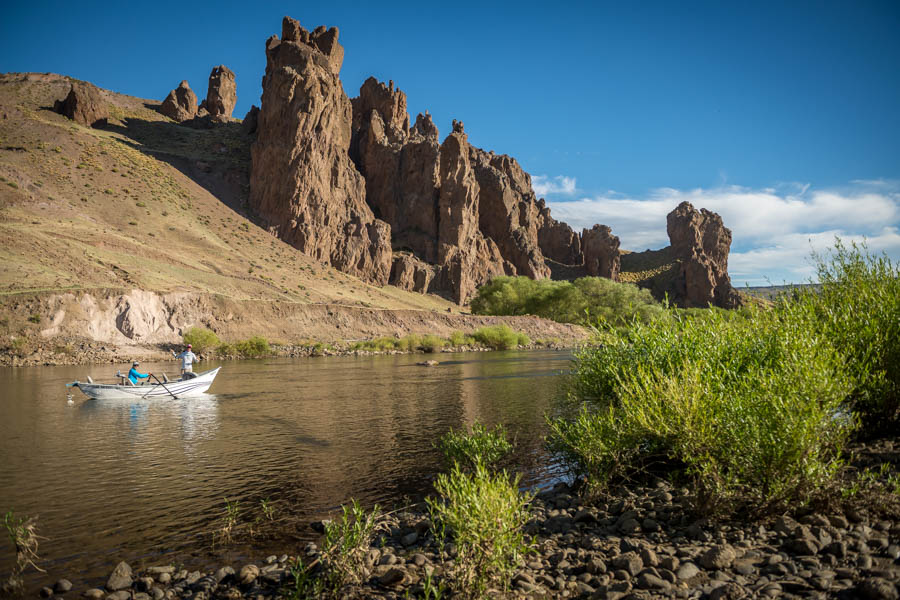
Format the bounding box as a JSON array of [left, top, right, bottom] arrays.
[[54, 82, 107, 128], [106, 561, 133, 591], [158, 80, 198, 122], [582, 224, 620, 279], [249, 16, 392, 284], [205, 65, 237, 119], [390, 253, 435, 293], [666, 201, 742, 308]]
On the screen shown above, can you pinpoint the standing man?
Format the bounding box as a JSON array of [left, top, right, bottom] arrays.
[[172, 344, 201, 378]]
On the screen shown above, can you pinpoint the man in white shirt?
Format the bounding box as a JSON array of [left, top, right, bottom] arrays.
[[172, 344, 201, 377]]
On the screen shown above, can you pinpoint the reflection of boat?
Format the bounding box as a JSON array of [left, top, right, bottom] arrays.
[[68, 368, 221, 399]]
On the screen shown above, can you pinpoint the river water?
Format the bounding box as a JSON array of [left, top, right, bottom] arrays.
[[0, 349, 571, 590]]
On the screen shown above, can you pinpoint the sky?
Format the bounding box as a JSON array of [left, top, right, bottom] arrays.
[[3, 1, 899, 286]]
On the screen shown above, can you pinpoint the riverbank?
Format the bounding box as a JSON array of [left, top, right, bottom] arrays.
[[27, 437, 899, 600]]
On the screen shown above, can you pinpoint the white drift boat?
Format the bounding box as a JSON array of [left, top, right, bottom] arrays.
[[67, 367, 221, 400]]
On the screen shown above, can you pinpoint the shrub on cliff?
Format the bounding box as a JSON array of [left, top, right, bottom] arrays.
[[470, 275, 663, 327], [182, 327, 219, 354], [549, 298, 854, 512]]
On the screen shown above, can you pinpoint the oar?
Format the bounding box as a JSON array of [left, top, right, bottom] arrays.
[[147, 373, 178, 399]]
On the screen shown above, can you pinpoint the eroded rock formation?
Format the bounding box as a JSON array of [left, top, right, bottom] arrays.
[[249, 17, 392, 284], [390, 253, 435, 293], [240, 105, 259, 136], [537, 199, 583, 265], [204, 65, 237, 120], [159, 80, 198, 122], [582, 224, 620, 280], [666, 201, 741, 308], [55, 82, 107, 128]]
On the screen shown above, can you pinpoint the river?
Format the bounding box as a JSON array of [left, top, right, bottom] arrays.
[[0, 349, 571, 590]]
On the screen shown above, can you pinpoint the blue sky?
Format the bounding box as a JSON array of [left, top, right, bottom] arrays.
[[3, 1, 899, 285]]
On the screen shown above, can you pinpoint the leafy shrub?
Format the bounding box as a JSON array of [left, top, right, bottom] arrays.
[[427, 463, 533, 599], [807, 240, 900, 424], [396, 334, 422, 352], [421, 334, 445, 353], [471, 275, 664, 326], [448, 330, 475, 347], [550, 299, 855, 512], [320, 500, 383, 592], [235, 336, 270, 358], [182, 327, 220, 354], [437, 422, 512, 470], [516, 332, 531, 346], [472, 324, 524, 350]]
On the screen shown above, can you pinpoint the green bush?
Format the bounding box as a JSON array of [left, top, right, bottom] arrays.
[[427, 463, 533, 599], [320, 500, 382, 592], [472, 324, 522, 350], [470, 275, 664, 327], [448, 330, 475, 347], [421, 334, 445, 353], [182, 327, 220, 354], [396, 334, 422, 352], [437, 422, 512, 470], [235, 336, 270, 358], [549, 298, 855, 512], [807, 240, 900, 424]]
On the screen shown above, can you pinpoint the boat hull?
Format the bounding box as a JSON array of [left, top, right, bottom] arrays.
[[73, 368, 221, 399]]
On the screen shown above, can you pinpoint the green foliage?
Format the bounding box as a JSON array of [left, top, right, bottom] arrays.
[[470, 275, 664, 327], [550, 297, 855, 512], [427, 463, 533, 599], [807, 239, 900, 424], [472, 324, 524, 350], [219, 498, 240, 542], [421, 334, 445, 353], [437, 422, 512, 470], [286, 557, 324, 600], [182, 327, 220, 354], [27, 314, 41, 324], [218, 336, 271, 358], [448, 330, 476, 347], [320, 500, 383, 592], [396, 334, 422, 352], [4, 511, 44, 593]]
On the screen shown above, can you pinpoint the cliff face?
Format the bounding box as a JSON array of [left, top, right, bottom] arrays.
[[349, 77, 553, 302], [249, 17, 392, 284], [246, 16, 741, 306], [666, 201, 742, 308]]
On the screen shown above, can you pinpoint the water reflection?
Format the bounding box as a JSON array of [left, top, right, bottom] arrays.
[[0, 350, 570, 590]]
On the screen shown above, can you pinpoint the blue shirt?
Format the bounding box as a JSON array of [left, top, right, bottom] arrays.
[[128, 367, 148, 385]]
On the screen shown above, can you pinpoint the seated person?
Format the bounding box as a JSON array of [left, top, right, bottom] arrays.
[[128, 361, 151, 385]]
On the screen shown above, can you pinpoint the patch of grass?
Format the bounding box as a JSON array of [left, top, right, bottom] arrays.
[[4, 511, 45, 594], [427, 463, 533, 599], [421, 334, 445, 353], [219, 498, 240, 543], [182, 326, 220, 354], [27, 314, 41, 324], [472, 324, 524, 350], [436, 422, 512, 471], [448, 330, 475, 347], [320, 499, 384, 592]]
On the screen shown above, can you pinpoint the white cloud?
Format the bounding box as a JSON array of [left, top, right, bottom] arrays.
[[532, 175, 577, 197], [546, 181, 900, 286]]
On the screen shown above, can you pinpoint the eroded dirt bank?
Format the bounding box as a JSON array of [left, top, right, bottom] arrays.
[[0, 289, 589, 366]]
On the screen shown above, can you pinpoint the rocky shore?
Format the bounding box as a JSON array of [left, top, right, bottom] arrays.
[[31, 473, 899, 600]]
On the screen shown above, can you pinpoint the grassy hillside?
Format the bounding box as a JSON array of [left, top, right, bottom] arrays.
[[0, 73, 454, 312]]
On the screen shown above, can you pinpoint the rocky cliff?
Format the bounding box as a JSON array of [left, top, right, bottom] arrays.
[[245, 16, 741, 307], [249, 17, 392, 285], [666, 201, 742, 309]]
